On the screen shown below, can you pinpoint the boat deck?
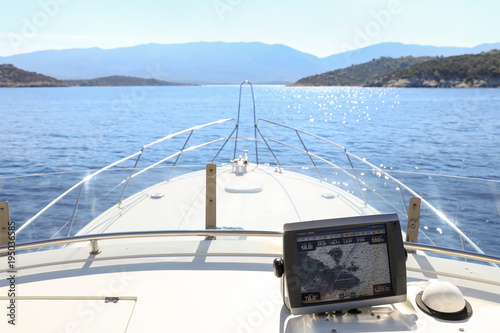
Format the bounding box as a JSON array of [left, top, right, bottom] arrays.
[[78, 164, 377, 235], [1, 237, 499, 332]]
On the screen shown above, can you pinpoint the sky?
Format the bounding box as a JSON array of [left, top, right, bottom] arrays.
[[1, 0, 499, 57]]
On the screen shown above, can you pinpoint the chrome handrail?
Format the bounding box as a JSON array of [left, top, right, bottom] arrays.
[[17, 119, 237, 235], [17, 150, 143, 234], [254, 119, 485, 255], [234, 80, 258, 162], [348, 153, 484, 254], [15, 117, 488, 257], [403, 242, 500, 265], [1, 230, 499, 266], [0, 230, 283, 254]]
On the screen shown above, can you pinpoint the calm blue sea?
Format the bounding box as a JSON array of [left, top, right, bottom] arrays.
[[0, 86, 499, 255]]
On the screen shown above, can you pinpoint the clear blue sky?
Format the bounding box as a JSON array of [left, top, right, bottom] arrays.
[[1, 0, 499, 57]]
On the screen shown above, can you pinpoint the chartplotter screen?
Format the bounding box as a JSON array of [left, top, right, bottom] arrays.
[[283, 214, 406, 315], [297, 223, 391, 303]]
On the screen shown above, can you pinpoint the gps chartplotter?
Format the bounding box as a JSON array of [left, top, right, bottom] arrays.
[[279, 213, 406, 315]]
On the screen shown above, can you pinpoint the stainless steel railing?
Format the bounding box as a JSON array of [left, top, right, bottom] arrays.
[[1, 229, 499, 266], [0, 230, 283, 254], [13, 116, 487, 256], [254, 119, 485, 255], [16, 118, 237, 235]]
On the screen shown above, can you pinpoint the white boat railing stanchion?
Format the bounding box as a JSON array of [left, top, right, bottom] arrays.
[[0, 201, 10, 247], [254, 125, 281, 169], [67, 182, 85, 236], [119, 147, 144, 205], [89, 239, 101, 255], [166, 130, 193, 181], [344, 152, 368, 206], [205, 164, 217, 234], [406, 197, 422, 247], [295, 129, 322, 181]]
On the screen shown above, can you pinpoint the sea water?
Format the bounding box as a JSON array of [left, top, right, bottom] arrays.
[[0, 86, 499, 255]]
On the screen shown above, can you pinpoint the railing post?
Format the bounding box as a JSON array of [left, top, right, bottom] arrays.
[[345, 153, 367, 206], [295, 130, 321, 181], [90, 239, 101, 255], [67, 183, 85, 237], [119, 148, 144, 205], [205, 164, 217, 239], [406, 197, 421, 250], [0, 202, 10, 247]]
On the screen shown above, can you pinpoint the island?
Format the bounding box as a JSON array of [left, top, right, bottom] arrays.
[[367, 50, 500, 88], [0, 64, 196, 87], [291, 50, 500, 88], [0, 64, 68, 87], [289, 56, 433, 87], [65, 75, 196, 87]]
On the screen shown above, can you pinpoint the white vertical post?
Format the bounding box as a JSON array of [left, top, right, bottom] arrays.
[[0, 202, 10, 247], [406, 197, 421, 248], [205, 164, 217, 232]]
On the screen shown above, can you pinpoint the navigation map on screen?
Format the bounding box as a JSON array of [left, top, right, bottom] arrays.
[[296, 223, 392, 304]]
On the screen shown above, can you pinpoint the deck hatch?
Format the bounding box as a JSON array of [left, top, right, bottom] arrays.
[[0, 296, 136, 332]]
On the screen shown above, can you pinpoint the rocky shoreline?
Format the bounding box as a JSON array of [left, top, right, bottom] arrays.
[[368, 77, 500, 88], [0, 81, 68, 88]]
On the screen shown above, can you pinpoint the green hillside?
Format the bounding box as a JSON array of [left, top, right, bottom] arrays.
[[369, 50, 500, 87], [0, 64, 67, 87], [290, 56, 433, 86]]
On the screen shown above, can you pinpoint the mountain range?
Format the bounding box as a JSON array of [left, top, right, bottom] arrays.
[[1, 42, 499, 84]]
